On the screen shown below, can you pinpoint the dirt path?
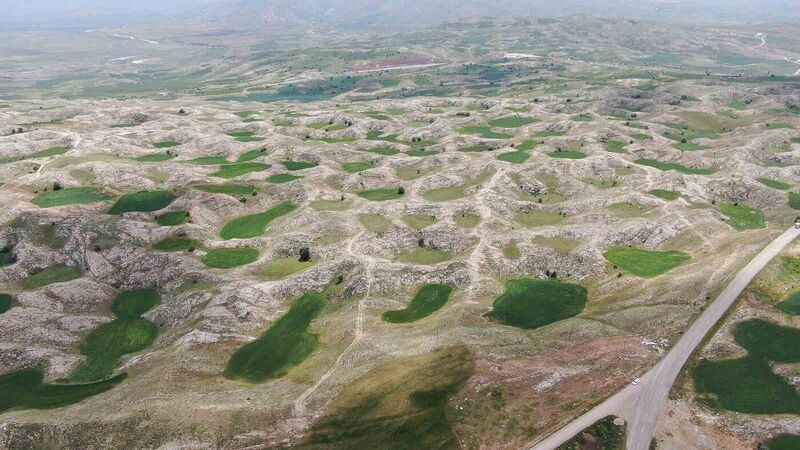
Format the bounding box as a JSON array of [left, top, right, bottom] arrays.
[[292, 232, 372, 418], [527, 225, 800, 450]]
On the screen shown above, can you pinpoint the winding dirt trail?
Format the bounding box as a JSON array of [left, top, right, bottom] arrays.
[[292, 232, 372, 418]]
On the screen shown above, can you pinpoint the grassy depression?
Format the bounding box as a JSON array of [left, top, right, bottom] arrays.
[[109, 190, 175, 214], [32, 187, 110, 208], [202, 248, 259, 268], [220, 202, 297, 239], [491, 278, 587, 330], [260, 257, 317, 279], [21, 265, 82, 289], [151, 207, 187, 225], [267, 173, 302, 184], [211, 162, 270, 178], [68, 289, 159, 382], [357, 188, 404, 201], [382, 284, 454, 323], [604, 247, 691, 277], [225, 292, 325, 382], [718, 202, 765, 231], [0, 368, 125, 413], [0, 294, 13, 314]]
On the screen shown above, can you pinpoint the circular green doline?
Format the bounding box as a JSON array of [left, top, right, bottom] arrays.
[[202, 247, 259, 268], [491, 278, 587, 329]]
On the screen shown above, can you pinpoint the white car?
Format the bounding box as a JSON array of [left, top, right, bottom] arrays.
[[631, 378, 640, 386]]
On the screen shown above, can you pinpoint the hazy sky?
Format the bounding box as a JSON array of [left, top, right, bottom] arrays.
[[1, 0, 797, 28]]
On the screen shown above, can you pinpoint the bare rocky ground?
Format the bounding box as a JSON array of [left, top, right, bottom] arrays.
[[1, 34, 800, 448]]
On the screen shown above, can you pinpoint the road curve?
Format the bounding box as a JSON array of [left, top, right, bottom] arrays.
[[529, 225, 800, 450]]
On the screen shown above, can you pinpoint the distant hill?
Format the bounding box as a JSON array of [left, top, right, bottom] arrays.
[[201, 0, 800, 31]]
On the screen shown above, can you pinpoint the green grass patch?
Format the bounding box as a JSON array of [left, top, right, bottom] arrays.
[[608, 202, 648, 218], [237, 149, 267, 162], [30, 146, 71, 158], [153, 141, 180, 148], [776, 290, 800, 315], [194, 184, 255, 196], [719, 202, 765, 231], [0, 294, 14, 314], [649, 189, 680, 200], [734, 319, 800, 363], [402, 214, 436, 230], [21, 265, 82, 289], [260, 257, 317, 279], [570, 114, 593, 122], [357, 188, 404, 201], [225, 292, 324, 382], [156, 211, 189, 226], [789, 193, 800, 210], [68, 289, 159, 382], [497, 151, 530, 164], [532, 236, 580, 254], [693, 355, 800, 414], [382, 284, 454, 323], [548, 150, 586, 159], [459, 144, 492, 153], [281, 160, 316, 171], [634, 158, 716, 175], [672, 142, 709, 151], [516, 210, 564, 227], [310, 199, 350, 211], [630, 133, 650, 140], [153, 237, 200, 252], [202, 247, 259, 268], [604, 246, 690, 277], [756, 177, 792, 190], [532, 130, 566, 138], [0, 368, 125, 413], [516, 140, 537, 151], [458, 126, 513, 139], [454, 212, 480, 228], [135, 153, 175, 162], [422, 185, 466, 202], [184, 156, 229, 165], [266, 173, 302, 184], [109, 190, 175, 214], [32, 187, 110, 208], [491, 278, 587, 330], [0, 247, 14, 268], [341, 162, 372, 173], [503, 242, 520, 259], [604, 141, 627, 153], [765, 435, 800, 450], [210, 162, 270, 178], [227, 131, 265, 142], [358, 214, 391, 234], [220, 202, 297, 239], [396, 249, 452, 265], [406, 148, 439, 157], [490, 117, 537, 128], [361, 146, 399, 156]]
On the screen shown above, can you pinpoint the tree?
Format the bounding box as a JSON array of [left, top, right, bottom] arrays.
[[397, 186, 405, 195], [299, 247, 311, 262]]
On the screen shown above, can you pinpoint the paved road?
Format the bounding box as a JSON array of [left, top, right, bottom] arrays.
[[529, 225, 800, 450]]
